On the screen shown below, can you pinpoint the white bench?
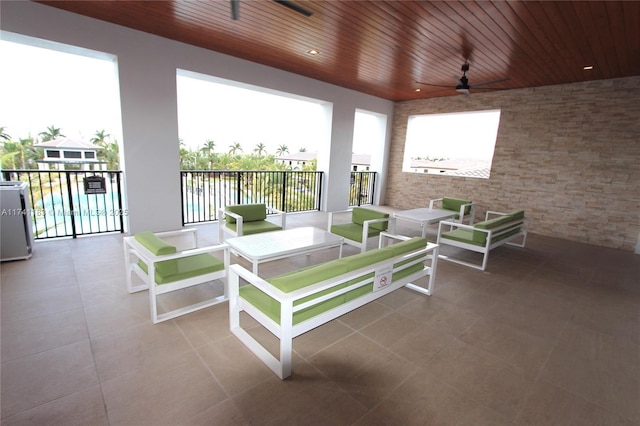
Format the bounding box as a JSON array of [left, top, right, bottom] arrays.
[[228, 233, 439, 379]]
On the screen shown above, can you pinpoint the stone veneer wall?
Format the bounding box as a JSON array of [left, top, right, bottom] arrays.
[[386, 76, 640, 252]]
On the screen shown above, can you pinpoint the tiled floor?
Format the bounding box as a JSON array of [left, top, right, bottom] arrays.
[[1, 210, 639, 425]]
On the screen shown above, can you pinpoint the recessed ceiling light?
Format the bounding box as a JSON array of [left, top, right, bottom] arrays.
[[415, 88, 421, 92], [306, 49, 320, 55], [583, 65, 594, 70]]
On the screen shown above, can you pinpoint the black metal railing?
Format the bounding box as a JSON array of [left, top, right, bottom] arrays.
[[2, 170, 125, 239], [349, 171, 376, 206], [181, 170, 325, 224], [2, 169, 376, 237]]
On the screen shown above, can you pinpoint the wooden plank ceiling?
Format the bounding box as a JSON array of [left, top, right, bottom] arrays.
[[38, 0, 640, 102]]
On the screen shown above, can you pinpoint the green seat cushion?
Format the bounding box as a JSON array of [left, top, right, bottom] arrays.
[[239, 285, 346, 325], [139, 253, 224, 284], [134, 231, 177, 255], [242, 261, 349, 325], [225, 220, 282, 235], [243, 237, 431, 324], [331, 223, 380, 242], [351, 207, 389, 232], [239, 286, 282, 324], [442, 197, 472, 216], [225, 204, 267, 224]]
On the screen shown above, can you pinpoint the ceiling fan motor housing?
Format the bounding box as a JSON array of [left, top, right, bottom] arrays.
[[457, 75, 470, 90]]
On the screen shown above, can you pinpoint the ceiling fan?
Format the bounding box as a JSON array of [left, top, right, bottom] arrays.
[[416, 63, 510, 95], [231, 0, 313, 20]]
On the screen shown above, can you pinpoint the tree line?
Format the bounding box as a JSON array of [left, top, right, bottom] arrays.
[[179, 140, 315, 171], [0, 126, 316, 172], [0, 126, 119, 170]]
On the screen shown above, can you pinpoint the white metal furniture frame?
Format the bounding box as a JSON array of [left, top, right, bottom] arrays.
[[225, 226, 344, 275], [124, 228, 230, 323], [393, 207, 457, 238], [436, 211, 528, 271], [228, 233, 439, 379]]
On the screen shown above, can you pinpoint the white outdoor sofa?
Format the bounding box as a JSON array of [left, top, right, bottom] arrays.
[[228, 233, 439, 379]]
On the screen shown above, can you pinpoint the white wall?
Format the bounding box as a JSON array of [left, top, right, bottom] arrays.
[[1, 1, 394, 232]]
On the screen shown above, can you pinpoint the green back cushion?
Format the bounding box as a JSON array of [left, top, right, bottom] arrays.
[[442, 197, 472, 215], [340, 248, 394, 271], [385, 237, 428, 256], [441, 228, 487, 246], [225, 204, 267, 224], [475, 215, 514, 230], [268, 260, 349, 293], [351, 207, 389, 231], [508, 210, 525, 220]]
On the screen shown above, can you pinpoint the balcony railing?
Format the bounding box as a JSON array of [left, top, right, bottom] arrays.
[[181, 170, 324, 224], [1, 169, 376, 238], [2, 170, 125, 239], [349, 171, 376, 206], [181, 170, 376, 225]]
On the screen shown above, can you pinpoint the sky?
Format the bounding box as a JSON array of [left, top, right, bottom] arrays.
[[404, 109, 501, 160], [0, 40, 122, 144], [1, 39, 372, 156], [176, 75, 326, 154]]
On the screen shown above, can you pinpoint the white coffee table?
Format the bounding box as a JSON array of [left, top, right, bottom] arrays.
[[225, 226, 344, 274], [393, 208, 456, 238]]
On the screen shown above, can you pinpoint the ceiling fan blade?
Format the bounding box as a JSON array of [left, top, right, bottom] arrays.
[[273, 0, 313, 17], [470, 77, 510, 88], [231, 0, 240, 20], [415, 81, 454, 89]]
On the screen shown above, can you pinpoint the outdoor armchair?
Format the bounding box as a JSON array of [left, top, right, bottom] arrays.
[[218, 203, 286, 242], [429, 196, 476, 224], [124, 228, 229, 323], [328, 206, 395, 253]]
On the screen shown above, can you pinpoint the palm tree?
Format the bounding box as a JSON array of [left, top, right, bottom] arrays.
[[91, 129, 110, 148], [228, 142, 243, 156], [38, 125, 65, 142], [253, 143, 267, 157], [0, 126, 11, 141], [1, 142, 19, 169], [16, 137, 38, 169], [201, 139, 215, 155], [276, 144, 289, 156], [299, 147, 307, 152]]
